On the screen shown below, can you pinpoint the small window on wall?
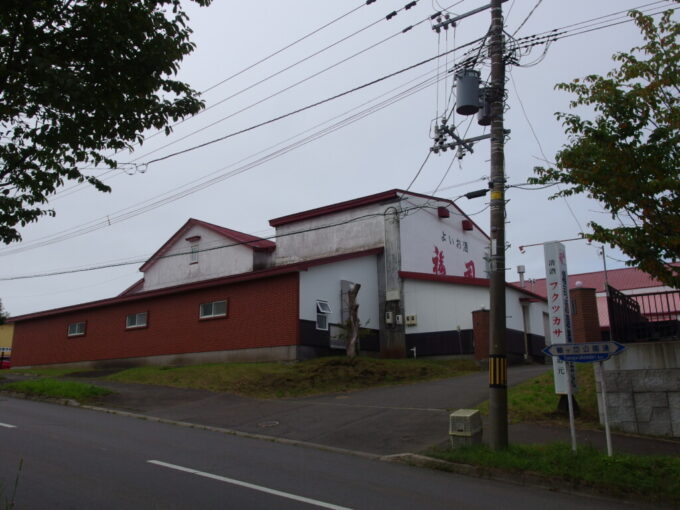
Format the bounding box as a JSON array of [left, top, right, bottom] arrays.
[[316, 300, 331, 331], [199, 300, 227, 319], [67, 322, 86, 337], [190, 242, 199, 264], [126, 312, 148, 329]]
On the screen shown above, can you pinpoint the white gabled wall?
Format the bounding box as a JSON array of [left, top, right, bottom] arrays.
[[273, 203, 387, 265], [143, 225, 255, 291], [399, 196, 489, 279], [299, 255, 379, 328]]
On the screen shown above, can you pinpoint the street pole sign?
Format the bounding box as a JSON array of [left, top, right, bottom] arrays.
[[543, 340, 626, 457], [543, 242, 576, 395], [543, 341, 625, 363]]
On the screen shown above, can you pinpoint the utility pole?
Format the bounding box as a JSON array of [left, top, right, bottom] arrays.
[[487, 0, 508, 450]]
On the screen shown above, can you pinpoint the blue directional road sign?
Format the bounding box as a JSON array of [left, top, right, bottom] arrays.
[[543, 341, 625, 363]]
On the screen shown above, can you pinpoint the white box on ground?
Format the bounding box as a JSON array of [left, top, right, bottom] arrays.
[[449, 409, 482, 448]]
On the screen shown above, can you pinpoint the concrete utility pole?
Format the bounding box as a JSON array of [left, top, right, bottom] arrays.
[[487, 0, 508, 450]]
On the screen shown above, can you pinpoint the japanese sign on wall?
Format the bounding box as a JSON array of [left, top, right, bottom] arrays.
[[543, 241, 576, 395], [400, 201, 487, 278]]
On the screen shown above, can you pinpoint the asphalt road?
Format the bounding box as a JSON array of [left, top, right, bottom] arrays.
[[0, 396, 655, 510]]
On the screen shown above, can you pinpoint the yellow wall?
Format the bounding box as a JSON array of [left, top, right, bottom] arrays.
[[0, 323, 13, 354]]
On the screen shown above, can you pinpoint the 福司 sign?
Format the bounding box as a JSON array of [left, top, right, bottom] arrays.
[[543, 241, 576, 394], [543, 341, 625, 363]]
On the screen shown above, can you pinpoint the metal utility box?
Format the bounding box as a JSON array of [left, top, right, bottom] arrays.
[[449, 409, 483, 448]]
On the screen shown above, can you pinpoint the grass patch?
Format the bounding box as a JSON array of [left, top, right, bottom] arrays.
[[2, 378, 111, 403], [107, 356, 479, 398], [429, 442, 680, 505], [10, 367, 83, 378], [477, 364, 599, 427]]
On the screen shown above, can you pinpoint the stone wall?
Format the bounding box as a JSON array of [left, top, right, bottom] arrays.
[[595, 341, 680, 437]]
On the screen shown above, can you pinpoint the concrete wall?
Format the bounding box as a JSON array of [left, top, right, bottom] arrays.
[[596, 341, 680, 437], [143, 224, 255, 291], [273, 203, 386, 265]]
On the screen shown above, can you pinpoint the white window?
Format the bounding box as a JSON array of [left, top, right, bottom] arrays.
[[199, 300, 227, 319], [316, 300, 331, 331], [190, 242, 199, 264], [126, 312, 148, 329], [67, 322, 86, 337]]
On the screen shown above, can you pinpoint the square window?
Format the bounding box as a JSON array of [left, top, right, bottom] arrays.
[[316, 300, 332, 314], [67, 322, 86, 337], [315, 300, 331, 331], [316, 313, 329, 331], [199, 300, 227, 319], [126, 312, 148, 329]]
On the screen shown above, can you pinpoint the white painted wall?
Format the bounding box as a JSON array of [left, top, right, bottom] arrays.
[[505, 287, 548, 334], [143, 224, 255, 291], [403, 279, 547, 334], [273, 203, 387, 265], [299, 255, 379, 328], [402, 280, 489, 333], [399, 196, 489, 279]]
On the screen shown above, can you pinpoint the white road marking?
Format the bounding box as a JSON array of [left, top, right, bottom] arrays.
[[0, 422, 17, 428], [148, 460, 352, 510]]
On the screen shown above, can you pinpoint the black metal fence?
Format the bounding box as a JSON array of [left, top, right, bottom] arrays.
[[607, 285, 680, 342]]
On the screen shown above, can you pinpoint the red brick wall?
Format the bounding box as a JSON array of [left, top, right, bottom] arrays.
[[570, 287, 601, 343], [12, 273, 300, 366]]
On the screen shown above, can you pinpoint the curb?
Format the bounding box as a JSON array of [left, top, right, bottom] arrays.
[[2, 391, 674, 508], [78, 402, 382, 461], [382, 453, 674, 509]]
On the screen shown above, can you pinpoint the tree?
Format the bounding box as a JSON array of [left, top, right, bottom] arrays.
[[345, 283, 361, 358], [531, 6, 679, 288], [0, 0, 211, 244], [0, 299, 8, 323]]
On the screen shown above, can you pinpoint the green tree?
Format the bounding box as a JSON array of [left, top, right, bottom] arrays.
[[0, 0, 211, 244], [531, 6, 679, 288], [0, 299, 8, 323]]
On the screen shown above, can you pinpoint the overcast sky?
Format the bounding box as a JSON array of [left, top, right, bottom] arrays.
[[2, 0, 674, 317]]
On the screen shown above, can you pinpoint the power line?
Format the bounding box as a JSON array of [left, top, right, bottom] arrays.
[[0, 56, 457, 256], [127, 0, 431, 164], [6, 3, 671, 256], [511, 0, 542, 36], [1, 196, 486, 281], [138, 35, 485, 167], [509, 70, 585, 233]]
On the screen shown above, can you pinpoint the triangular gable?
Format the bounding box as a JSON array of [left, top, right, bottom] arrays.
[[268, 188, 489, 240], [139, 218, 275, 273]]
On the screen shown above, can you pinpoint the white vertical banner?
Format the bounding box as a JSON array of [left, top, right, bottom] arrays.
[[543, 242, 577, 395]]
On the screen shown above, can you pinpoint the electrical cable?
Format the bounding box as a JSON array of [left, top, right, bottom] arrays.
[[127, 1, 431, 164], [509, 70, 585, 233], [0, 58, 458, 256], [511, 0, 543, 37], [137, 35, 486, 167], [1, 196, 486, 281]]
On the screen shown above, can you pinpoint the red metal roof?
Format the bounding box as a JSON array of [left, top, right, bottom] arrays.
[[268, 189, 490, 239], [139, 218, 275, 272], [399, 271, 547, 301], [519, 266, 672, 298], [9, 248, 383, 322]]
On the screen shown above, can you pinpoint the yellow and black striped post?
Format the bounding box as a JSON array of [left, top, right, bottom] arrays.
[[489, 354, 507, 388]]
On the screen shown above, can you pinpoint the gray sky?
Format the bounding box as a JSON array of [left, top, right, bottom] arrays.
[[2, 0, 673, 317]]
